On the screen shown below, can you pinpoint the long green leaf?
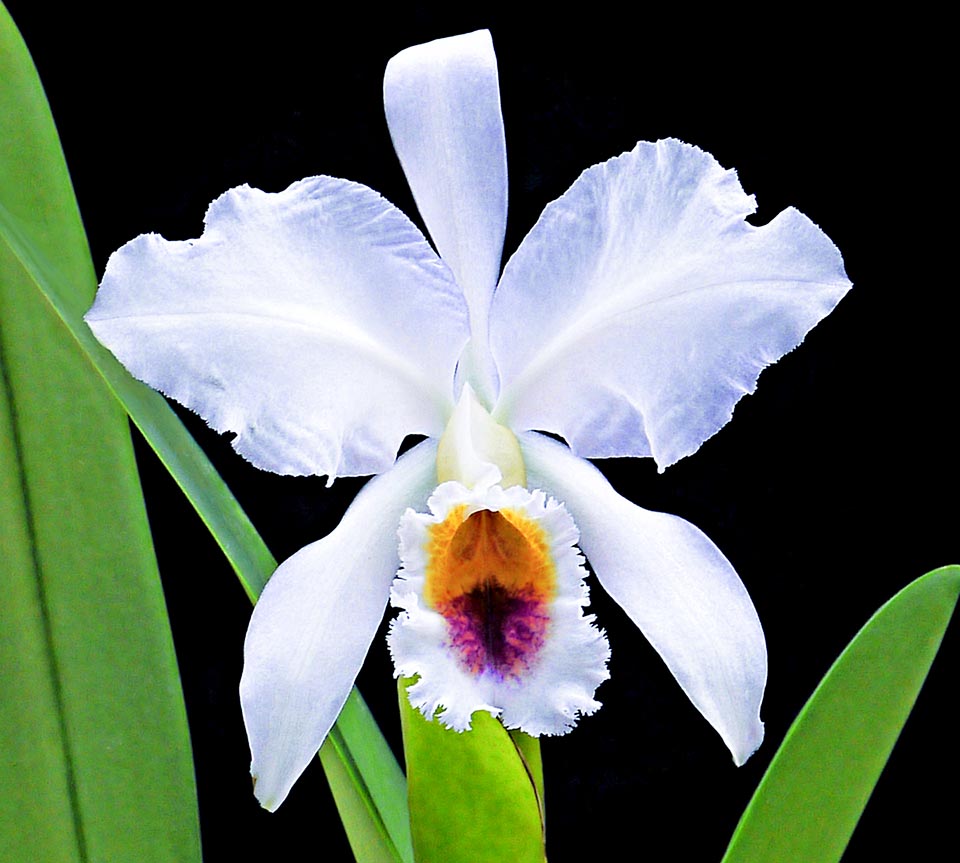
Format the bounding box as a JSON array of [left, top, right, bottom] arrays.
[[0, 5, 200, 859], [322, 690, 415, 863], [331, 690, 415, 862], [722, 565, 960, 863], [320, 742, 399, 863], [398, 678, 546, 863], [0, 7, 411, 861]]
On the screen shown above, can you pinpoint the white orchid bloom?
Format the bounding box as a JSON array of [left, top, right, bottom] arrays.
[[85, 30, 851, 812]]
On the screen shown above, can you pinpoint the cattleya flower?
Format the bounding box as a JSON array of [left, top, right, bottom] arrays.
[[86, 31, 850, 810]]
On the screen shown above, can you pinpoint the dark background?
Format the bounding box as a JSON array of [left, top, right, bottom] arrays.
[[7, 3, 956, 861]]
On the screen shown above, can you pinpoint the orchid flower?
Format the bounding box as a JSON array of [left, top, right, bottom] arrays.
[[85, 30, 851, 811]]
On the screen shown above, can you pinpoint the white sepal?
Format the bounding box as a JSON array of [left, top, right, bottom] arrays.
[[493, 139, 851, 470], [240, 440, 438, 811], [384, 30, 507, 372], [521, 432, 766, 765], [87, 177, 468, 480]]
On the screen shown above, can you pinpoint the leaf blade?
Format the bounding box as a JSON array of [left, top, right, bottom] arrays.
[[0, 4, 200, 857], [329, 690, 415, 863], [398, 679, 546, 863], [0, 325, 82, 862], [722, 565, 960, 863]]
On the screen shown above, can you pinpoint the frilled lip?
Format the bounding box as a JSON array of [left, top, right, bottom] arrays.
[[388, 479, 611, 737]]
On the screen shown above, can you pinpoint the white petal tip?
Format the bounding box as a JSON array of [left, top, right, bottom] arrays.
[[731, 721, 765, 766], [251, 774, 281, 813]]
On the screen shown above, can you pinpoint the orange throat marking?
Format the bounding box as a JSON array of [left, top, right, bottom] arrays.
[[424, 506, 556, 679]]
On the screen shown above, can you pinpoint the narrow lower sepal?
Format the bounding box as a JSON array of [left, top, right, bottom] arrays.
[[241, 441, 438, 810]]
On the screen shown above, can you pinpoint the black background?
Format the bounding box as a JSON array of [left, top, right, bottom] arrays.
[[6, 3, 956, 861]]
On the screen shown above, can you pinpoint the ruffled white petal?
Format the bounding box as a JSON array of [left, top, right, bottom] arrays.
[[388, 481, 610, 736], [240, 440, 438, 811], [384, 31, 507, 365], [492, 139, 852, 470], [87, 177, 468, 480], [520, 432, 766, 765]]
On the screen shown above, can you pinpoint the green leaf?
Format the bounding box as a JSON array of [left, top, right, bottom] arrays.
[[0, 7, 411, 859], [398, 678, 546, 863], [330, 691, 415, 862], [321, 690, 414, 863], [0, 4, 200, 859], [509, 728, 545, 816], [722, 564, 960, 863], [320, 742, 399, 863]]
